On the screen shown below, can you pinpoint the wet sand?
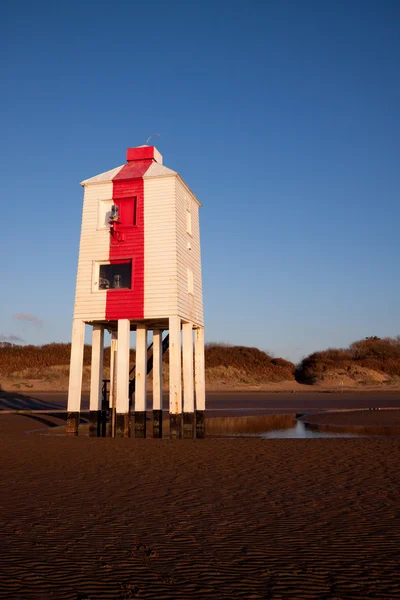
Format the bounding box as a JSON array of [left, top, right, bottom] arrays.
[[301, 409, 400, 428], [1, 391, 400, 599], [2, 389, 400, 413], [299, 410, 400, 437], [0, 411, 400, 599]]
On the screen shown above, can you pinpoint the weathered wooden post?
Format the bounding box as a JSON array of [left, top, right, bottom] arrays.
[[152, 330, 163, 437], [115, 319, 130, 437], [134, 325, 147, 437], [66, 319, 85, 435], [109, 331, 117, 437], [169, 316, 182, 439], [195, 327, 206, 438], [182, 322, 195, 438], [89, 324, 104, 437], [67, 144, 205, 437]]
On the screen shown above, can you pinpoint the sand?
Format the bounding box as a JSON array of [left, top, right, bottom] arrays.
[[3, 378, 400, 393], [1, 413, 400, 599], [300, 409, 400, 427]]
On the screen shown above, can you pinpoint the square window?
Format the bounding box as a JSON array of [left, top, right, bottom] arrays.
[[186, 209, 192, 235], [187, 268, 194, 295], [117, 197, 137, 227], [98, 200, 113, 229], [98, 262, 131, 290]]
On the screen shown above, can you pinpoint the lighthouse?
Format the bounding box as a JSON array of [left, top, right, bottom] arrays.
[[66, 145, 205, 438]]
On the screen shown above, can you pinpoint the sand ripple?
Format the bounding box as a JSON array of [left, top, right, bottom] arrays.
[[0, 433, 400, 598]]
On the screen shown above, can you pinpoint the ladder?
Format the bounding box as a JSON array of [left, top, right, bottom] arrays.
[[102, 333, 170, 408], [129, 333, 170, 398]]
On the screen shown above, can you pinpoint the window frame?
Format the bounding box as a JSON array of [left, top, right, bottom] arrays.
[[97, 199, 113, 230], [186, 208, 192, 236], [92, 259, 133, 292], [187, 267, 194, 295], [114, 197, 138, 230], [97, 197, 138, 231]]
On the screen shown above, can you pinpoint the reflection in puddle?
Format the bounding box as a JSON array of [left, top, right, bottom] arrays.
[[206, 414, 362, 438], [260, 421, 361, 438], [206, 414, 296, 436], [27, 412, 400, 438], [302, 421, 400, 437]]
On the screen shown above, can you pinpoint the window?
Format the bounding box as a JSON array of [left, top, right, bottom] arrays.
[[98, 198, 138, 230], [187, 268, 194, 295], [116, 197, 137, 227], [98, 200, 113, 229], [97, 261, 132, 290], [186, 209, 192, 235], [133, 197, 137, 226]]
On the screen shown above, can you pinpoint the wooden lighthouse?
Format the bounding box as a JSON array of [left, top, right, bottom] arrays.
[[66, 145, 205, 438]]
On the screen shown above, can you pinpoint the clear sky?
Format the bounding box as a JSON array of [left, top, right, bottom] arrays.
[[1, 0, 399, 363]]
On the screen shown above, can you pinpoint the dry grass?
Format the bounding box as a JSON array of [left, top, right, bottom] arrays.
[[296, 337, 400, 384], [0, 343, 136, 377], [205, 343, 295, 383], [0, 342, 296, 386], [3, 339, 400, 389]]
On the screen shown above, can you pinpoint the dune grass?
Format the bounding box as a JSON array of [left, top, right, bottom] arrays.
[[0, 342, 296, 386], [2, 337, 399, 388], [296, 337, 400, 384]]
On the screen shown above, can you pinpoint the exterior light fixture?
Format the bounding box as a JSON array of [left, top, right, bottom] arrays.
[[110, 204, 120, 221]]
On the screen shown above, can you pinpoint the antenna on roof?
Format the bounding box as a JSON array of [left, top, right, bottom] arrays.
[[145, 133, 161, 145]]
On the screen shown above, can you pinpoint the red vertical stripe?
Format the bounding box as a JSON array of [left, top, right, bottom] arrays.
[[105, 160, 150, 320]]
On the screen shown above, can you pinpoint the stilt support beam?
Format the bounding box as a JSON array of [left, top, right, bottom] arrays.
[[116, 319, 131, 438], [135, 411, 146, 438], [183, 412, 195, 438], [196, 410, 205, 439], [89, 410, 102, 437], [153, 409, 163, 438], [116, 413, 131, 438], [89, 325, 104, 437], [195, 327, 206, 439], [108, 332, 118, 437], [66, 412, 80, 436], [66, 319, 85, 436], [170, 413, 182, 439], [152, 330, 163, 438], [182, 322, 194, 438], [135, 325, 148, 438], [169, 317, 182, 439]]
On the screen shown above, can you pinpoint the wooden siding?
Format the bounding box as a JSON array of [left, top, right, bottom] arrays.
[[73, 166, 204, 326], [175, 177, 204, 326], [73, 182, 111, 320], [106, 176, 145, 319], [143, 176, 178, 318]]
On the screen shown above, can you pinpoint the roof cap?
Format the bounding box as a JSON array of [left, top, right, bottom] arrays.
[[126, 145, 163, 164]]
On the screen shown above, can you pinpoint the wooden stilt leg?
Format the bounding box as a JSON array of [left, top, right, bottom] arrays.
[[135, 325, 147, 438], [195, 327, 206, 439], [169, 317, 182, 439], [182, 322, 194, 439], [89, 325, 104, 437], [66, 319, 85, 436], [152, 330, 163, 438], [116, 319, 131, 438]]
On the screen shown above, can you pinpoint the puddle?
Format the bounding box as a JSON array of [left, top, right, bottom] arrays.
[[26, 412, 400, 438], [223, 420, 362, 438], [206, 415, 362, 438]]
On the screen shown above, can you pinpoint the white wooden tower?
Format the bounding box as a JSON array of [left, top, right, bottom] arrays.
[[66, 145, 205, 438]]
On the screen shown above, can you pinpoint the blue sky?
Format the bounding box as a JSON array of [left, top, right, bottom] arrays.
[[1, 0, 399, 363]]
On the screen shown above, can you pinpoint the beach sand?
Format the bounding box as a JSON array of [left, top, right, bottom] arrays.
[[300, 409, 400, 427], [1, 413, 400, 599]]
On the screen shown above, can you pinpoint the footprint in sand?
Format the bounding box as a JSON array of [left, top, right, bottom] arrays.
[[118, 583, 140, 598]]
